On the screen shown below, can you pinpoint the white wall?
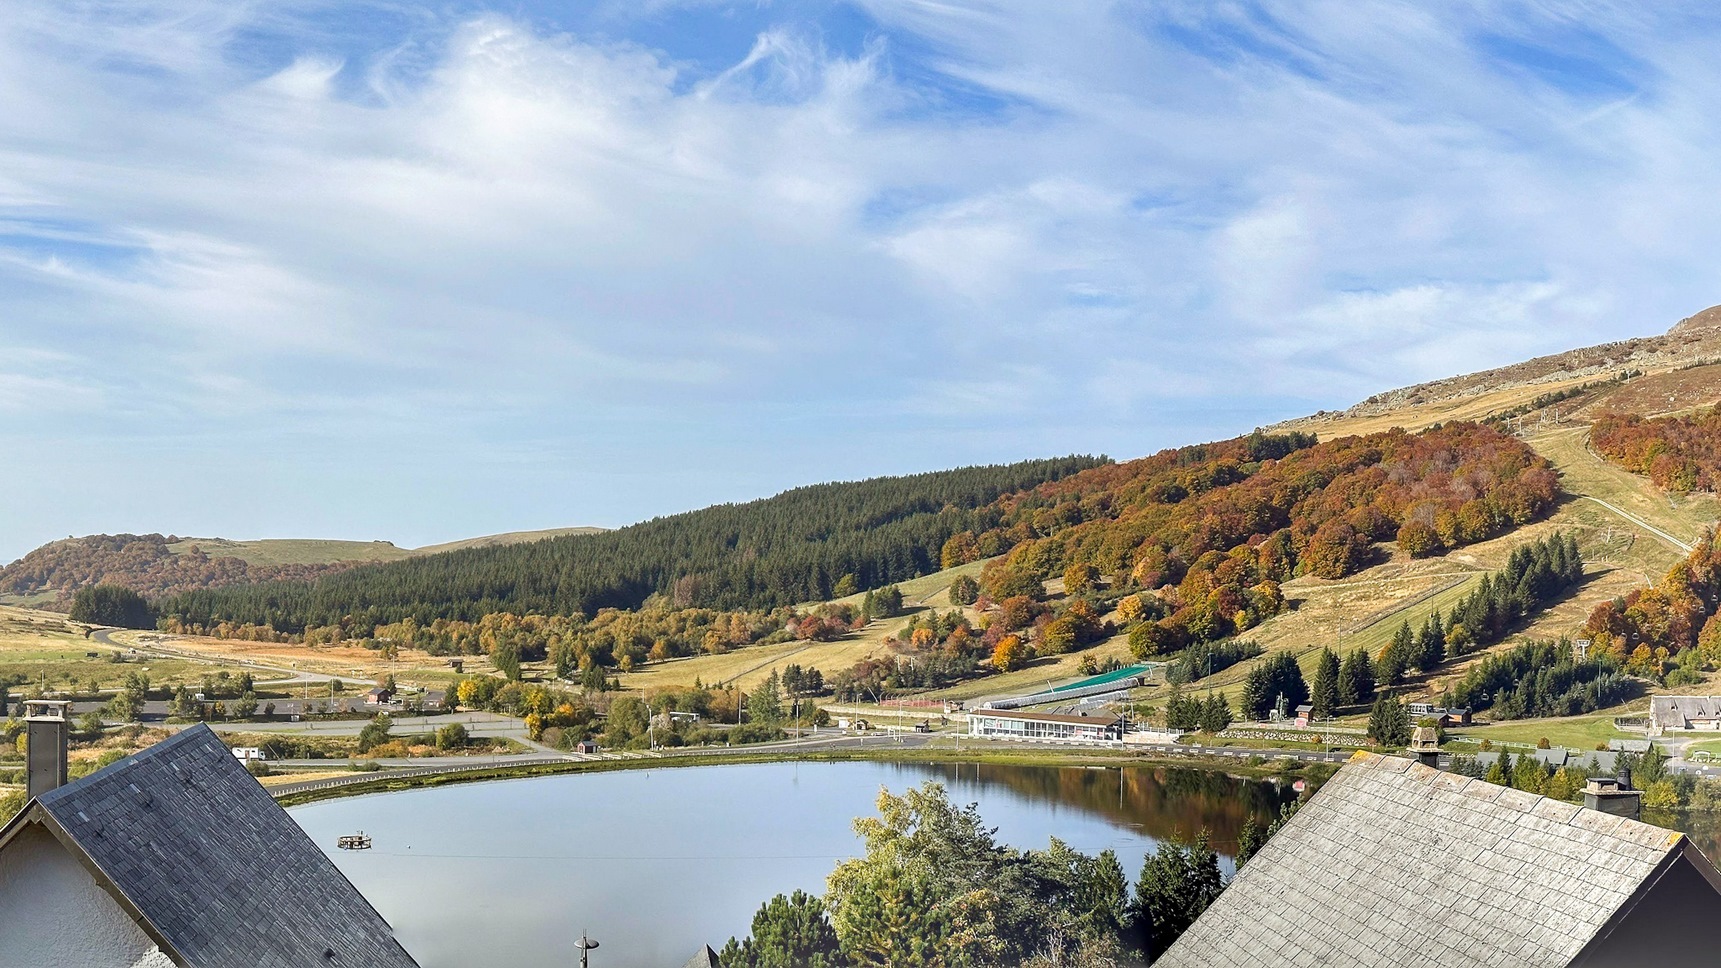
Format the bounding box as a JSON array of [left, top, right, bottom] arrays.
[[0, 822, 170, 968]]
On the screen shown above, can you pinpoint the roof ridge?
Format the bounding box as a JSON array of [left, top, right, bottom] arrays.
[[1358, 752, 1685, 847], [37, 723, 218, 807]]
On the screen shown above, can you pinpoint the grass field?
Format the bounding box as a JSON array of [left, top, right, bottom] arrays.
[[165, 537, 417, 566], [1278, 372, 1612, 440], [164, 528, 607, 567], [105, 627, 470, 690], [1446, 711, 1643, 751], [0, 606, 275, 694], [411, 527, 604, 555]]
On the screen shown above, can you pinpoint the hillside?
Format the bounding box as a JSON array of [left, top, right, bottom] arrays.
[[1281, 305, 1721, 438], [0, 527, 607, 608], [159, 456, 1106, 630]]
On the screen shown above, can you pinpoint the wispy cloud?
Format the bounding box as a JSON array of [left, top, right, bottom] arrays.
[[5, 0, 1721, 558]]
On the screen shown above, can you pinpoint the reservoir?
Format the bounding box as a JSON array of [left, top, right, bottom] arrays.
[[290, 760, 1295, 967]]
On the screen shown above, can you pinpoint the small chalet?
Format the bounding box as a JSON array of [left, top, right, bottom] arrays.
[[0, 708, 420, 968], [1293, 703, 1313, 727], [364, 685, 396, 706], [1157, 751, 1721, 968], [575, 740, 599, 754], [1407, 701, 1473, 726]]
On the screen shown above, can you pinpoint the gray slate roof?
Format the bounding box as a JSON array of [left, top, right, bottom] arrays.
[[1155, 752, 1687, 968], [1651, 695, 1721, 728], [30, 724, 419, 968], [1471, 748, 1618, 772]]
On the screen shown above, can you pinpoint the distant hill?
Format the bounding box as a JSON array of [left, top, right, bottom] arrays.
[[0, 527, 606, 608], [1276, 304, 1721, 439]]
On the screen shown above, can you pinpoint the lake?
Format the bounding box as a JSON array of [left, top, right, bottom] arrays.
[[290, 760, 1295, 968]]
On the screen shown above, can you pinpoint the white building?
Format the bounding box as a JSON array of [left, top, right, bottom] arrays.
[[967, 708, 1124, 742]]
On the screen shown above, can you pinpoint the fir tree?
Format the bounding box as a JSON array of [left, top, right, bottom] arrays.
[[1380, 622, 1413, 686], [1310, 648, 1340, 719], [1367, 694, 1411, 747]]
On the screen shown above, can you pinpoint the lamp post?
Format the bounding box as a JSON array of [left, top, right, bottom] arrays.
[[575, 932, 599, 968]]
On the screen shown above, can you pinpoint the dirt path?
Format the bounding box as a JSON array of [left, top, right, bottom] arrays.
[[1575, 496, 1694, 553]]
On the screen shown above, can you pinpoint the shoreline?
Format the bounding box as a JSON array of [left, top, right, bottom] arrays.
[[275, 742, 1334, 809]]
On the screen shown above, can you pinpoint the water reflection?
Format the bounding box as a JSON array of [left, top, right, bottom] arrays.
[[291, 760, 1292, 968]]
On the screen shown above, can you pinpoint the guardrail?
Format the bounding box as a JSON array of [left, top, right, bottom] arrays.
[[267, 756, 571, 798]]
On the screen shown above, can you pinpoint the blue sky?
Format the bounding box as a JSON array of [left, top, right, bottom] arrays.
[[4, 0, 1721, 561]]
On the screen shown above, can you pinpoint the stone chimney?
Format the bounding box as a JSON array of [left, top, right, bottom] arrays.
[[1583, 772, 1642, 821], [25, 699, 71, 800], [1408, 726, 1442, 768]]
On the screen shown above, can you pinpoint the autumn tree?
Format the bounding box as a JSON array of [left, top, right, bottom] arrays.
[[1062, 562, 1100, 595], [941, 532, 982, 570], [992, 635, 1030, 672], [949, 575, 980, 606]]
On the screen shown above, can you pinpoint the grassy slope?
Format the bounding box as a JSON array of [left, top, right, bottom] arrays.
[[164, 527, 605, 567], [166, 537, 416, 567], [0, 605, 262, 692], [617, 380, 1721, 713], [411, 527, 605, 556]]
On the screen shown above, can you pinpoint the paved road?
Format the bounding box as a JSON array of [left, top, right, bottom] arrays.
[[260, 731, 1356, 799]]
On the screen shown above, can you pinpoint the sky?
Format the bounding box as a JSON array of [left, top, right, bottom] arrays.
[[5, 1, 1721, 562]]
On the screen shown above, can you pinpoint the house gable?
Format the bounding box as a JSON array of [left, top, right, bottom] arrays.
[[0, 820, 170, 968], [1156, 752, 1695, 968], [1573, 846, 1721, 966]]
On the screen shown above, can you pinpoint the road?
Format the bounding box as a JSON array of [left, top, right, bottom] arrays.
[[261, 730, 1356, 799], [1575, 496, 1694, 553]]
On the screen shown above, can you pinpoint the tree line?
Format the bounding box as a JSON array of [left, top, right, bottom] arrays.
[[1377, 532, 1584, 686], [1445, 638, 1629, 719], [160, 457, 1102, 632], [1592, 406, 1721, 494]]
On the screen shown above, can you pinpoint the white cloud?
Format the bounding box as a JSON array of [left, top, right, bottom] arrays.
[[5, 0, 1721, 557]]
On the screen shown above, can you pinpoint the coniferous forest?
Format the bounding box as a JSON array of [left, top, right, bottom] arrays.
[[161, 457, 1102, 631]]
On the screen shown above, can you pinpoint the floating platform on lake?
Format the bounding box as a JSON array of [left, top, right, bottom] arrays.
[[337, 833, 372, 850]]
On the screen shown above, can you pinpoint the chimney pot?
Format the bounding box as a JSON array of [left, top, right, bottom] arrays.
[[24, 700, 71, 800]]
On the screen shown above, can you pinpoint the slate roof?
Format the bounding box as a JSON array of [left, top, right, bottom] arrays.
[[1155, 752, 1688, 968], [18, 724, 419, 968], [1651, 695, 1721, 728]]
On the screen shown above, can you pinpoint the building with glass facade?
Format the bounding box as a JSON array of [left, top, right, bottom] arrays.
[[967, 708, 1125, 742]]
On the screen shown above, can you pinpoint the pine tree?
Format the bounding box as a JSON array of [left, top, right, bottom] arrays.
[[1338, 647, 1376, 706], [1199, 693, 1233, 733], [1381, 622, 1412, 685], [721, 890, 844, 968], [1367, 695, 1410, 747], [1240, 664, 1271, 721], [1414, 613, 1446, 672], [1310, 648, 1339, 719]]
